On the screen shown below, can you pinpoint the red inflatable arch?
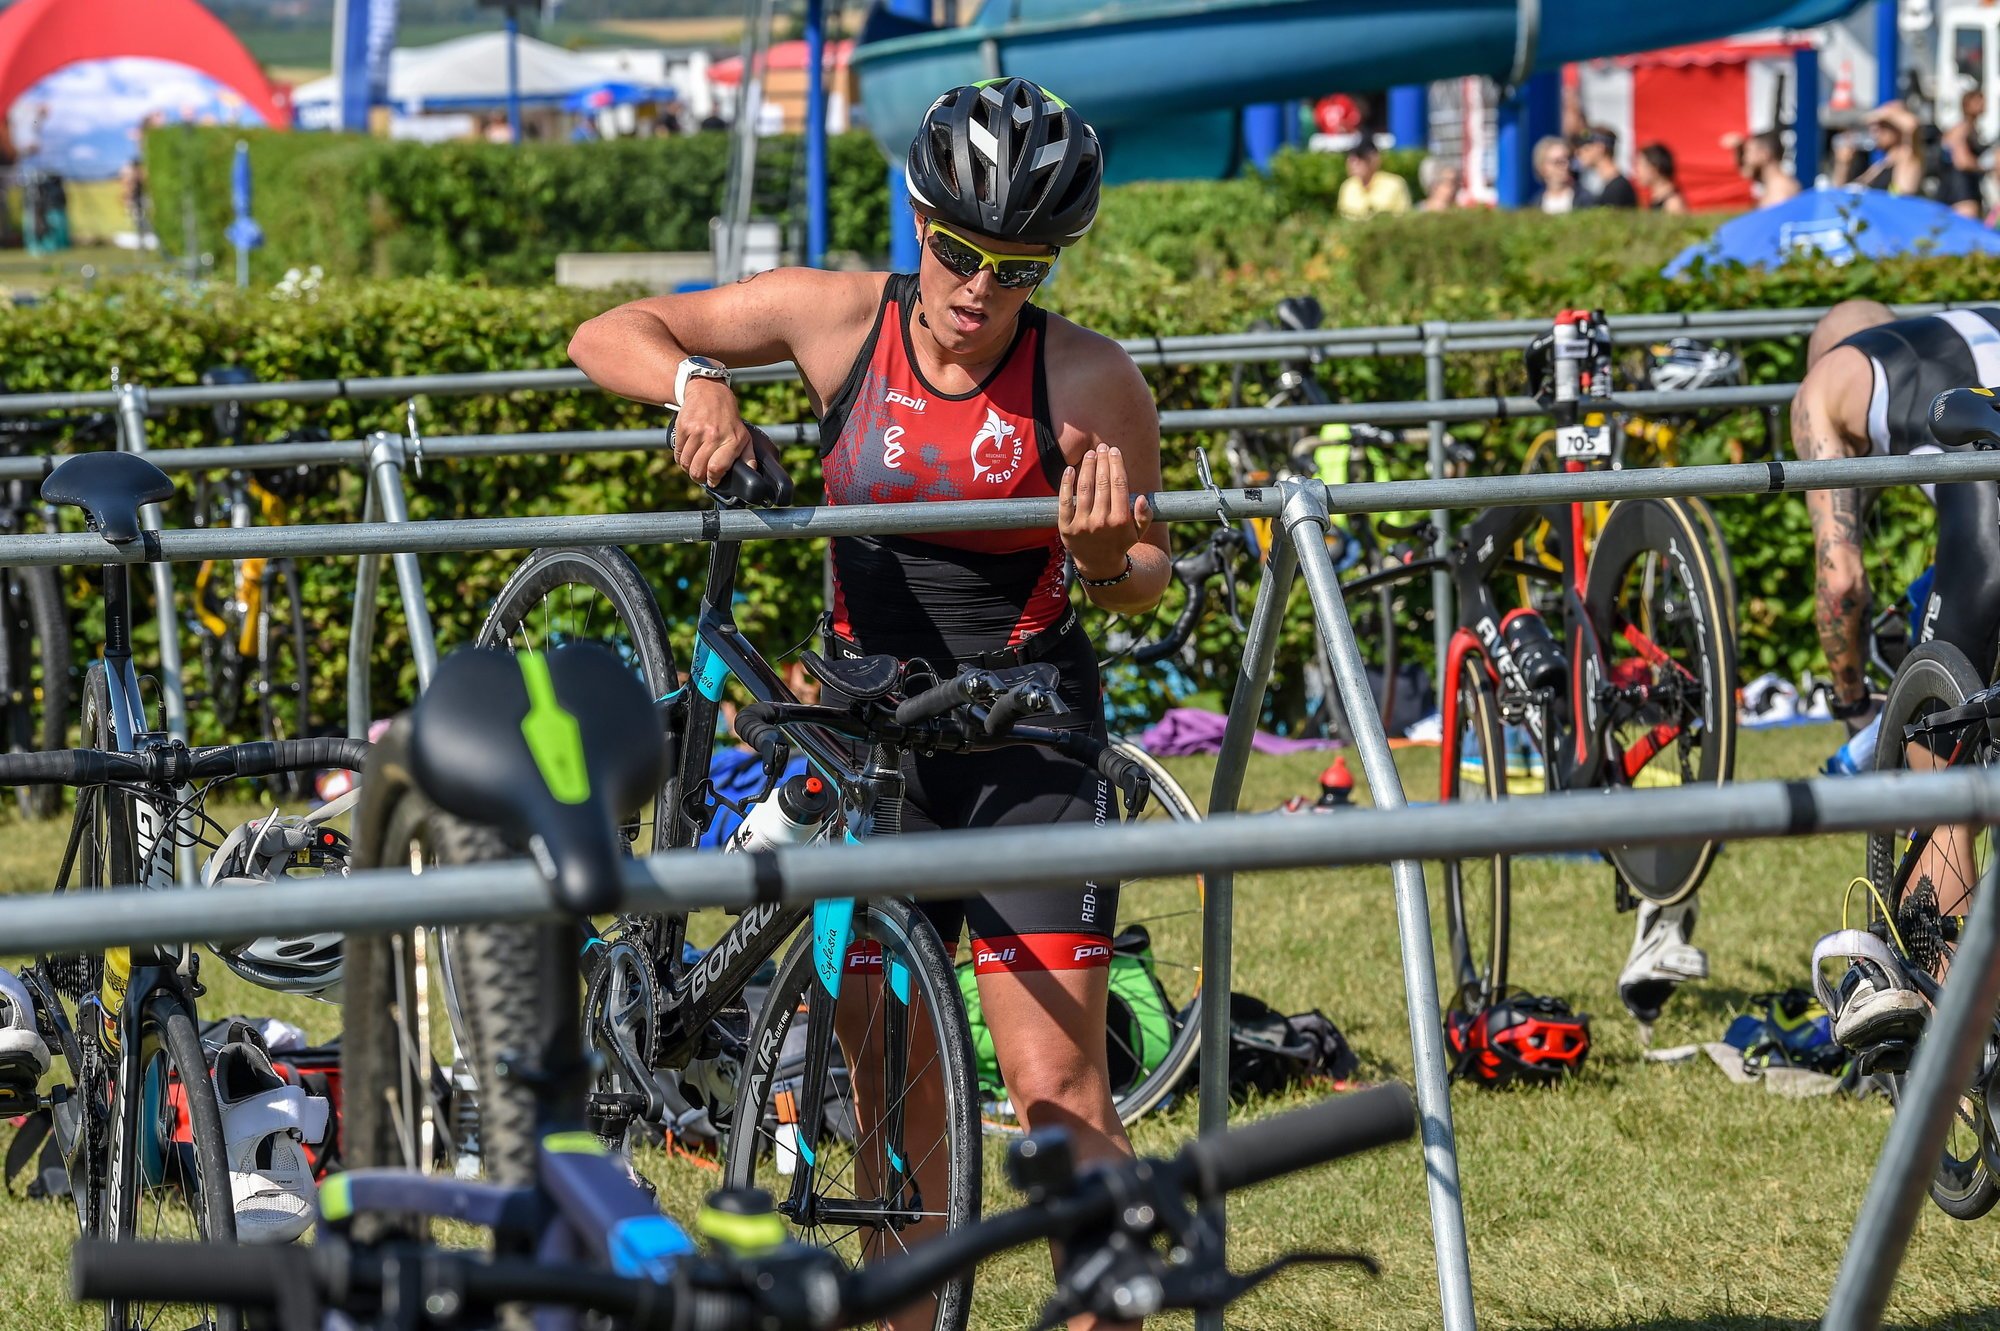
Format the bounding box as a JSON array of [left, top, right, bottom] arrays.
[[0, 0, 284, 130]]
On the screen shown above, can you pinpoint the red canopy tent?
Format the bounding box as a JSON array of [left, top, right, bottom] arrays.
[[0, 0, 284, 132], [710, 39, 854, 87]]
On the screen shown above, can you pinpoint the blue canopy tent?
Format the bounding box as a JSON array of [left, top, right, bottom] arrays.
[[562, 81, 673, 113], [1663, 189, 2000, 277]]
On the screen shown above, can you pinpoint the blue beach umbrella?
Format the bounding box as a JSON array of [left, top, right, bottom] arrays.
[[1664, 188, 2000, 278]]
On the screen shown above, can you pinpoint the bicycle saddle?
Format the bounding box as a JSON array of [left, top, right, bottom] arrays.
[[201, 365, 256, 445], [1929, 386, 2000, 450], [41, 452, 174, 546], [408, 645, 667, 915], [1275, 295, 1324, 332], [801, 648, 901, 700]]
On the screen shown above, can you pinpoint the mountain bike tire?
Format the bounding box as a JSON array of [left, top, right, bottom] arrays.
[[1, 563, 71, 818], [1584, 496, 1737, 905], [477, 546, 679, 852], [725, 898, 978, 1331], [1863, 641, 1999, 1221], [1439, 649, 1511, 1016], [102, 988, 238, 1331]]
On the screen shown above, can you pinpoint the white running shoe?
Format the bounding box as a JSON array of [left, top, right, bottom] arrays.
[[1618, 898, 1709, 1025], [213, 1039, 329, 1244], [0, 966, 50, 1099]]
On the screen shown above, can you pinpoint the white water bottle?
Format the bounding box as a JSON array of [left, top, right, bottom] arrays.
[[1824, 714, 1882, 777], [727, 773, 835, 853]]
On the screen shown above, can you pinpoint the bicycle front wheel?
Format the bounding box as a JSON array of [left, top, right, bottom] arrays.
[[1864, 641, 1998, 1221], [1440, 649, 1510, 1015], [477, 546, 679, 852], [1585, 496, 1737, 905], [1, 563, 71, 817], [725, 898, 978, 1331], [102, 988, 237, 1331]]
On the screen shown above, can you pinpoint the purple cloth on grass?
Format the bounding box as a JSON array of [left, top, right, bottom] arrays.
[[1137, 707, 1339, 756]]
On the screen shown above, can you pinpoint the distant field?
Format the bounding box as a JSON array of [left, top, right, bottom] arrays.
[[237, 19, 671, 70], [596, 15, 745, 43]]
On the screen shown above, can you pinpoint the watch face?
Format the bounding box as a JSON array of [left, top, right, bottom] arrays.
[[687, 357, 726, 375]]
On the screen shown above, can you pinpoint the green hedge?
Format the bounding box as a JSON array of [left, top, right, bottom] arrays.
[[144, 128, 893, 285], [7, 200, 1981, 736]]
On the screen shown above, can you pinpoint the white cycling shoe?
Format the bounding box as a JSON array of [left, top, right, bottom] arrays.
[[213, 1039, 329, 1245], [1813, 929, 1929, 1052], [1618, 898, 1709, 1026], [0, 966, 51, 1101]]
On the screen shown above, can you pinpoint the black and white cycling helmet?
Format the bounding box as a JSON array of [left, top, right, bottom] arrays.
[[202, 811, 351, 1000], [1648, 338, 1743, 392], [905, 77, 1103, 247]]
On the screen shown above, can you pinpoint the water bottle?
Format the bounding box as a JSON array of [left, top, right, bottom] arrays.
[[1500, 609, 1567, 691], [727, 773, 836, 853], [1824, 714, 1882, 777], [98, 947, 130, 1051]]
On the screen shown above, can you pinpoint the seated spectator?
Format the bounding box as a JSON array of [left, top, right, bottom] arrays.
[[1575, 126, 1637, 208], [1337, 141, 1411, 220], [1940, 86, 1987, 219], [1832, 100, 1925, 195], [1725, 130, 1802, 206], [1634, 143, 1687, 213], [1534, 135, 1576, 213], [1419, 157, 1462, 211]]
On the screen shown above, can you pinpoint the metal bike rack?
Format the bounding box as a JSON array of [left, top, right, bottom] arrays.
[[347, 432, 441, 739]]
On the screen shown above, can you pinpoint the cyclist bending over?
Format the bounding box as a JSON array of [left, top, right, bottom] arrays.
[[569, 78, 1168, 1328], [1790, 299, 2000, 1046]]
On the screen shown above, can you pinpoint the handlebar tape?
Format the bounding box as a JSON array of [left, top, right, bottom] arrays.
[[190, 737, 369, 780], [1180, 1082, 1415, 1199], [0, 749, 121, 786], [732, 705, 788, 768], [0, 738, 366, 789], [696, 427, 797, 509], [894, 674, 983, 727], [73, 1239, 309, 1306]]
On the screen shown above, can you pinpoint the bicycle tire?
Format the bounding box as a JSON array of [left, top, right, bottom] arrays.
[[1440, 649, 1511, 1015], [256, 559, 312, 799], [102, 987, 238, 1331], [725, 898, 978, 1331], [1584, 496, 1738, 905], [345, 793, 508, 1188], [2, 564, 70, 817], [1863, 641, 1999, 1221], [476, 546, 679, 853]]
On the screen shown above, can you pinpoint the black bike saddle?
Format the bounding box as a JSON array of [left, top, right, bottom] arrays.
[[41, 452, 174, 546], [1275, 294, 1324, 332], [801, 648, 901, 700], [1930, 386, 2000, 450], [408, 644, 667, 915]]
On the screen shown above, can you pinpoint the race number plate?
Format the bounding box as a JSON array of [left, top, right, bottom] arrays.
[[1555, 424, 1612, 460]]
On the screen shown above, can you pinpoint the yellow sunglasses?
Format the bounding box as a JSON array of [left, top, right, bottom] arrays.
[[924, 220, 1058, 288]]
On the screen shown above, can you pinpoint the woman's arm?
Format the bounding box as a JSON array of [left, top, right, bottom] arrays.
[[1056, 337, 1170, 616]]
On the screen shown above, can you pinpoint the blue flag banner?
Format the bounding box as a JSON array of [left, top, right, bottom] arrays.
[[334, 0, 398, 132]]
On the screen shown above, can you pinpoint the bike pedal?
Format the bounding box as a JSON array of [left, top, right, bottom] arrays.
[[1856, 1039, 1918, 1078], [1612, 875, 1639, 914]]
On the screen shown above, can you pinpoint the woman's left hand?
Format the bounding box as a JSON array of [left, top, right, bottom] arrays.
[[1059, 443, 1152, 580]]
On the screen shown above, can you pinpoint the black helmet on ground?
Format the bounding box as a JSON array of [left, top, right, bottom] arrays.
[[905, 77, 1103, 248]]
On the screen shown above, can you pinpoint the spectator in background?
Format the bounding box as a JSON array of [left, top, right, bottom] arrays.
[[1575, 126, 1638, 208], [1634, 143, 1687, 213], [1419, 156, 1461, 211], [1534, 135, 1576, 213], [118, 157, 149, 247], [1726, 130, 1802, 206], [1337, 140, 1411, 219], [1833, 100, 1924, 194], [657, 99, 686, 136], [1940, 86, 1987, 218]]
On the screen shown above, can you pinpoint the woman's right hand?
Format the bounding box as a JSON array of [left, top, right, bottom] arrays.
[[674, 378, 756, 487]]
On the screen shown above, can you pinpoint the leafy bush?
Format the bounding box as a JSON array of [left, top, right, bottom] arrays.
[[145, 128, 893, 285], [9, 200, 1984, 736]]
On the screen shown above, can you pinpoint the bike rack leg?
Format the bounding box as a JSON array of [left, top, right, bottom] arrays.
[[346, 470, 384, 741], [118, 385, 196, 884], [1423, 323, 1453, 687], [365, 432, 440, 692], [1284, 476, 1477, 1331], [1193, 535, 1298, 1331], [1823, 855, 2000, 1331]]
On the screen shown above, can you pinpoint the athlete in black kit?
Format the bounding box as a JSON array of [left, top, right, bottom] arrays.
[[569, 79, 1165, 1330]]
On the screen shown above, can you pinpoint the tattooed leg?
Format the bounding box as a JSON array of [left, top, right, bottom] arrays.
[[1794, 390, 1873, 712]]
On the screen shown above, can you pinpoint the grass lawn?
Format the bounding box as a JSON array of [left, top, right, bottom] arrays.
[[2, 724, 1997, 1330]]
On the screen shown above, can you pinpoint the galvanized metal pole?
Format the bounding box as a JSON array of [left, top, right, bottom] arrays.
[[347, 477, 384, 741], [115, 385, 190, 745], [1423, 322, 1453, 688], [1283, 477, 1475, 1331], [365, 433, 439, 689], [1823, 856, 2000, 1331], [1194, 535, 1298, 1331]]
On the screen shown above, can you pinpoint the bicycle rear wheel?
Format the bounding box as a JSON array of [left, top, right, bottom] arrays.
[[102, 987, 237, 1331], [477, 546, 679, 853], [1440, 649, 1510, 1015], [725, 898, 978, 1331], [256, 559, 312, 799], [1, 563, 70, 817], [1584, 496, 1737, 905], [1863, 642, 1998, 1221]]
